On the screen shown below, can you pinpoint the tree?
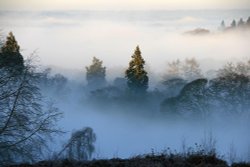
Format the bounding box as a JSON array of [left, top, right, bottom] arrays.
[[161, 79, 209, 118], [165, 59, 181, 79], [86, 57, 106, 90], [58, 127, 96, 161], [0, 58, 61, 165], [247, 17, 250, 26], [209, 63, 250, 115], [182, 58, 202, 81], [237, 18, 245, 27], [220, 20, 225, 30], [0, 32, 24, 71], [231, 20, 236, 28], [125, 46, 148, 94]]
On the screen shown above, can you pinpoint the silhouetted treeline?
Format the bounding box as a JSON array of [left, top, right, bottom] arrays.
[[220, 16, 250, 31]]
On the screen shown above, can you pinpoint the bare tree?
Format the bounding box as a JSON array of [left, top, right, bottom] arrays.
[[0, 58, 61, 165]]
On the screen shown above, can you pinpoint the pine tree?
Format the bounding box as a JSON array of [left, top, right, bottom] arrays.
[[247, 17, 250, 26], [125, 46, 148, 94], [0, 32, 24, 70], [231, 20, 236, 28], [220, 20, 225, 30], [86, 57, 106, 89], [237, 18, 245, 27]]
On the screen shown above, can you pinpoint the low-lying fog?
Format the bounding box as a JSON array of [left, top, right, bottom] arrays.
[[1, 9, 250, 162]]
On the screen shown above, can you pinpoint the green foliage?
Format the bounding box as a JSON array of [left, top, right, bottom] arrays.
[[86, 57, 106, 89], [125, 46, 148, 94], [0, 32, 24, 70]]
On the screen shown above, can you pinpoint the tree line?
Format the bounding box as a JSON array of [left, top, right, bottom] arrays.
[[220, 16, 250, 31]]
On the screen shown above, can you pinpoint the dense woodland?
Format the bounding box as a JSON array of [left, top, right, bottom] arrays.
[[0, 26, 250, 166]]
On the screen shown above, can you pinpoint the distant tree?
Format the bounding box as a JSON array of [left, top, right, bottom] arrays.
[[0, 59, 61, 165], [209, 73, 250, 115], [161, 79, 209, 118], [208, 63, 250, 115], [247, 17, 250, 26], [0, 32, 24, 71], [237, 18, 245, 27], [58, 127, 96, 161], [182, 58, 202, 81], [220, 20, 225, 30], [125, 46, 148, 94], [86, 57, 106, 90], [165, 59, 181, 79], [231, 20, 236, 28]]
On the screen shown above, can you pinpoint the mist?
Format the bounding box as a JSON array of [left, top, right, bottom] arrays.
[[1, 9, 250, 165]]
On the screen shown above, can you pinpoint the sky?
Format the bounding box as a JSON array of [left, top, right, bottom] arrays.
[[0, 0, 250, 11]]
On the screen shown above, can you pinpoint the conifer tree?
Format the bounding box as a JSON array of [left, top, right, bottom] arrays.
[[237, 18, 245, 27], [220, 20, 225, 30], [246, 17, 250, 26], [231, 20, 236, 28], [125, 46, 148, 94], [0, 32, 24, 70], [86, 57, 106, 89]]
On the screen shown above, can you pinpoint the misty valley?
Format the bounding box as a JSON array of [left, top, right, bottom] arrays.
[[1, 11, 250, 167]]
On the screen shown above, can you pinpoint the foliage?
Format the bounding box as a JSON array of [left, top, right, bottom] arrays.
[[86, 57, 106, 90], [125, 46, 148, 94], [161, 61, 250, 118], [0, 32, 24, 71]]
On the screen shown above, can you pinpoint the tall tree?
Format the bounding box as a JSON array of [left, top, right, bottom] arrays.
[[125, 46, 148, 94], [0, 32, 24, 70], [86, 57, 106, 90]]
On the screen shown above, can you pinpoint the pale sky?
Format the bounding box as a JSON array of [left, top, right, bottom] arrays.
[[0, 0, 250, 10]]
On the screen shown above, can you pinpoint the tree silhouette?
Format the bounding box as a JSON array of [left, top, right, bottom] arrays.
[[0, 59, 61, 165], [0, 32, 24, 71], [247, 17, 250, 26], [220, 20, 225, 30], [231, 20, 236, 28], [58, 127, 96, 161], [86, 57, 106, 90], [125, 46, 148, 94], [237, 18, 245, 27]]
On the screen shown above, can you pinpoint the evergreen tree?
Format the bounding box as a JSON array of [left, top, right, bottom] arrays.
[[231, 20, 236, 28], [247, 17, 250, 26], [237, 18, 245, 27], [220, 20, 225, 30], [125, 46, 148, 94], [0, 32, 24, 70], [86, 57, 106, 89]]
